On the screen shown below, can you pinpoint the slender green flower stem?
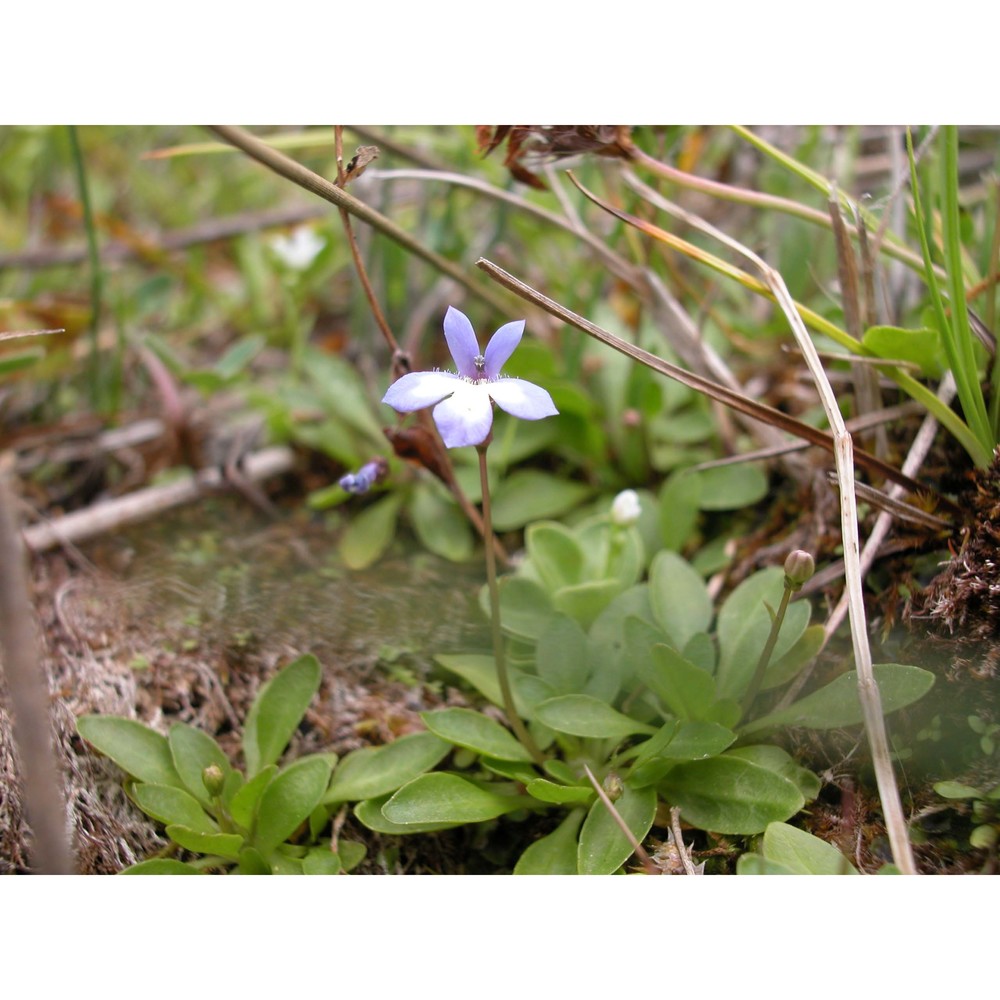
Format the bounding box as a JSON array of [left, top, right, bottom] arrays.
[[477, 444, 546, 766], [740, 583, 793, 719]]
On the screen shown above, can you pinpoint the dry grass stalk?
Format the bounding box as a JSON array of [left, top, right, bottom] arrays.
[[0, 466, 74, 872], [478, 239, 919, 873], [662, 200, 918, 874]]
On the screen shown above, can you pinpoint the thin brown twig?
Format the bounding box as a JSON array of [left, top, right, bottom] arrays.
[[582, 765, 658, 875], [205, 126, 512, 316], [689, 400, 927, 470], [333, 127, 405, 366], [329, 128, 507, 565], [669, 806, 698, 875], [0, 204, 330, 272], [475, 258, 948, 509]]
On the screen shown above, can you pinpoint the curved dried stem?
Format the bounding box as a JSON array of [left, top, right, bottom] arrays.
[[648, 187, 919, 874], [205, 126, 512, 315]]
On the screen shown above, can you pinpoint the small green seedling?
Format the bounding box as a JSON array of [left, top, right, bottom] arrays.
[[77, 654, 363, 874]]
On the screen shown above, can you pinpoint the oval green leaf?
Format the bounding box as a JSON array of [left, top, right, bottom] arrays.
[[553, 579, 624, 628], [324, 731, 451, 804], [660, 757, 804, 834], [534, 695, 656, 740], [648, 550, 712, 650], [168, 723, 230, 807], [354, 795, 460, 834], [514, 810, 585, 874], [76, 716, 181, 788], [526, 521, 584, 591], [338, 493, 403, 570], [130, 783, 218, 833], [490, 576, 555, 641], [242, 654, 322, 777], [525, 779, 594, 805], [659, 470, 702, 551], [410, 483, 473, 563], [421, 708, 534, 762], [536, 615, 590, 694], [642, 643, 717, 722], [716, 567, 810, 700], [578, 784, 657, 875], [696, 463, 768, 511], [119, 859, 202, 875], [254, 755, 333, 852], [740, 663, 935, 736], [435, 653, 548, 717], [164, 825, 244, 860], [490, 471, 591, 531], [760, 822, 858, 874], [382, 773, 526, 825], [229, 766, 277, 829]]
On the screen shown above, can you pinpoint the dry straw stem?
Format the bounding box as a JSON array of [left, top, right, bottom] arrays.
[[619, 170, 981, 469], [822, 375, 956, 649], [629, 138, 934, 279], [205, 126, 512, 317], [0, 466, 74, 873], [476, 254, 919, 873], [22, 446, 294, 553], [637, 191, 917, 874], [366, 167, 750, 413], [582, 764, 659, 875], [477, 259, 934, 504]]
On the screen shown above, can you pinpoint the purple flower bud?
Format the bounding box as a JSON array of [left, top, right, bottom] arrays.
[[339, 458, 388, 495]]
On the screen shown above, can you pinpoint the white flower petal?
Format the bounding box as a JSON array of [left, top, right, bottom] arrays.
[[382, 370, 462, 411], [487, 377, 559, 421], [432, 381, 494, 447]]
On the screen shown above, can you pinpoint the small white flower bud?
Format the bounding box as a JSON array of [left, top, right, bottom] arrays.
[[784, 550, 815, 589], [610, 489, 641, 526]]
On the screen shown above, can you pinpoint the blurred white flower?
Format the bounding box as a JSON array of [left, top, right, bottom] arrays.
[[270, 226, 325, 270], [610, 489, 641, 526]]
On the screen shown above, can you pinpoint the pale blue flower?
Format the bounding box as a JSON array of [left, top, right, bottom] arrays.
[[382, 307, 558, 448]]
